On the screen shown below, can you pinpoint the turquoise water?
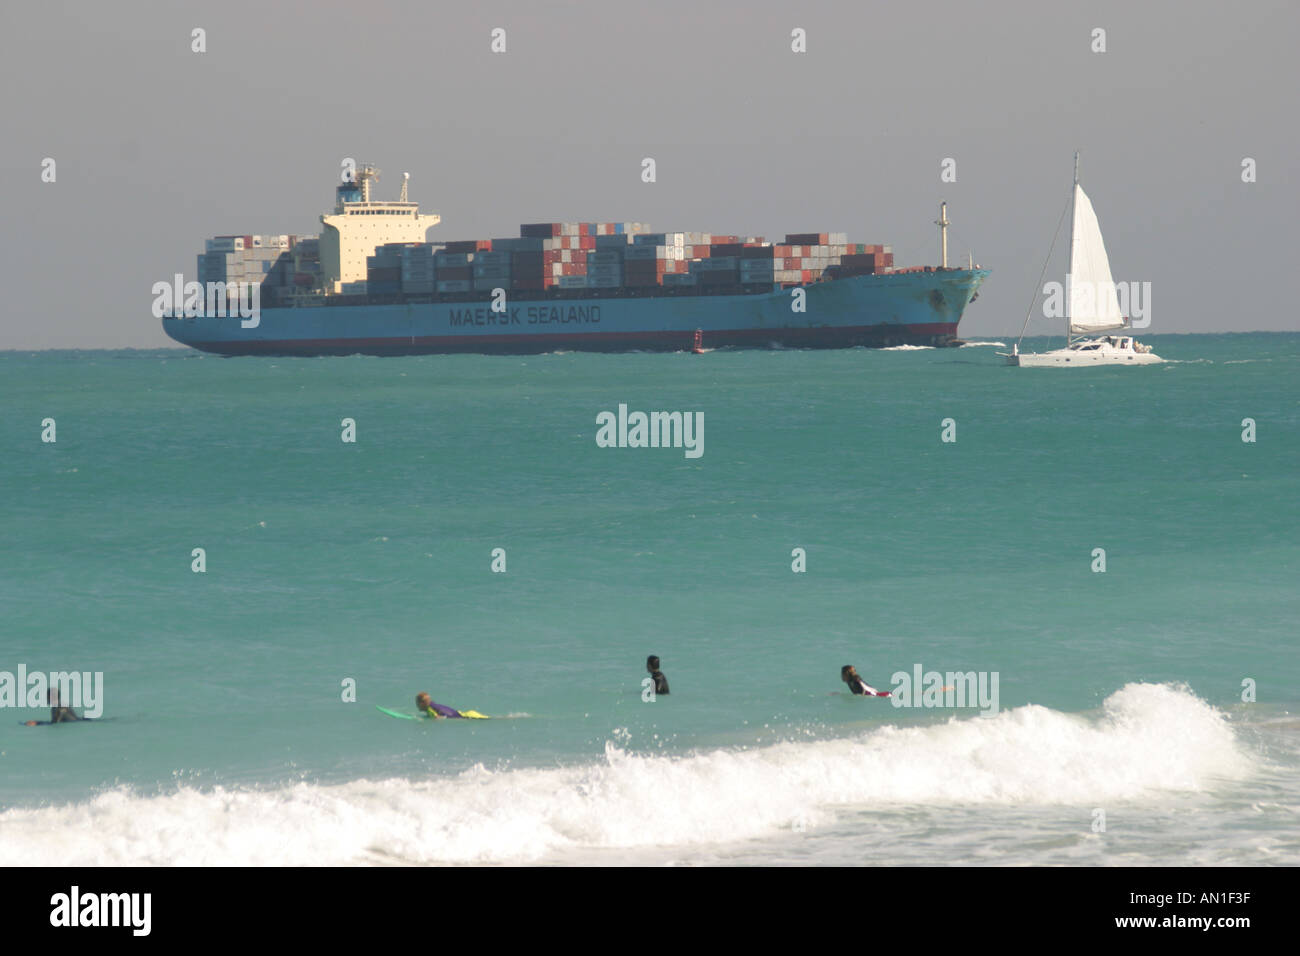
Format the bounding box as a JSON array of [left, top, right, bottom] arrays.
[[1, 333, 1296, 865]]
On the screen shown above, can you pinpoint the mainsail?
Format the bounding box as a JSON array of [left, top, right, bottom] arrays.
[[1067, 184, 1127, 336]]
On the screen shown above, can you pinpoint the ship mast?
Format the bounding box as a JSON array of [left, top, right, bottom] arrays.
[[1066, 151, 1079, 345], [356, 164, 380, 203], [935, 202, 950, 269]]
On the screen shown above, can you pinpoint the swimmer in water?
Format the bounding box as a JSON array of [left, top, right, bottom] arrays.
[[646, 655, 669, 695], [415, 691, 464, 719], [841, 665, 891, 697], [22, 689, 85, 726], [50, 688, 82, 722]]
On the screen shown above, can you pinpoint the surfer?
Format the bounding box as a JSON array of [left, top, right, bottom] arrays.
[[49, 688, 81, 722], [841, 665, 890, 697], [415, 691, 464, 719], [646, 655, 669, 695], [22, 689, 84, 726]]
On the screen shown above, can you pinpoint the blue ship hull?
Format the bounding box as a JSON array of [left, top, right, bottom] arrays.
[[162, 269, 988, 356]]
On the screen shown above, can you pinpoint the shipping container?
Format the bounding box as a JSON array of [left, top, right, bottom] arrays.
[[205, 236, 246, 253], [444, 240, 492, 253], [693, 257, 739, 271], [698, 271, 739, 286]]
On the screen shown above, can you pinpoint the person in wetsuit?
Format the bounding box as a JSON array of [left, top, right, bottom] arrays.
[[646, 655, 669, 695], [415, 691, 463, 719], [22, 689, 83, 726], [841, 665, 890, 697], [49, 688, 81, 722]]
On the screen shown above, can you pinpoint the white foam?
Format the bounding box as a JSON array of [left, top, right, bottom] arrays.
[[880, 344, 934, 351], [960, 340, 1006, 347], [0, 684, 1254, 865]]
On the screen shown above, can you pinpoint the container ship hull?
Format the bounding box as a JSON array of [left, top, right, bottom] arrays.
[[163, 268, 988, 357]]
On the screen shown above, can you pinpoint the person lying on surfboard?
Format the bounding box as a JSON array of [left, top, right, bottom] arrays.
[[841, 665, 891, 697], [23, 689, 87, 726], [415, 691, 465, 719]]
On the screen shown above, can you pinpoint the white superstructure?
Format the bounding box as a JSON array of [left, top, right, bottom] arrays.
[[319, 165, 440, 292]]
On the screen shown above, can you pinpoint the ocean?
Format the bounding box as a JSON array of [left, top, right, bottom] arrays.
[[1, 333, 1296, 866]]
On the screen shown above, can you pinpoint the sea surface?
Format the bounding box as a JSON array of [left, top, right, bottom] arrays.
[[1, 333, 1296, 866]]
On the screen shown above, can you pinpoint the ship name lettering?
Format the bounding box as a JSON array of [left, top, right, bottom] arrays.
[[526, 305, 601, 325]]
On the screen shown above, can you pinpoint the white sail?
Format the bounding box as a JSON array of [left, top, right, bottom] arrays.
[[1067, 184, 1127, 335]]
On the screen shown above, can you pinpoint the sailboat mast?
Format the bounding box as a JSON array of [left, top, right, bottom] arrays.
[[1066, 151, 1079, 345]]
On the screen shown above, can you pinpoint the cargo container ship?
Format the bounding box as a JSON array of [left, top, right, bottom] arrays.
[[161, 164, 988, 356]]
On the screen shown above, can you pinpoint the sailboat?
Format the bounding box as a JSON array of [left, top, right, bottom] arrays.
[[1003, 154, 1161, 367]]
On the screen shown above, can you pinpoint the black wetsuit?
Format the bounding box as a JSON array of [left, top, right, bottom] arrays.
[[844, 674, 888, 697], [650, 670, 670, 695], [51, 706, 80, 723]]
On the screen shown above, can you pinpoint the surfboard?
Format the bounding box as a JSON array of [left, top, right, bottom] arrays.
[[374, 705, 418, 720], [375, 705, 490, 720]]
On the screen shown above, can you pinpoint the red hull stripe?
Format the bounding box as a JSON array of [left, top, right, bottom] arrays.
[[183, 323, 960, 354]]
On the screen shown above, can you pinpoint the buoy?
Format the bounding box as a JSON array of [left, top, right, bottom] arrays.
[[692, 329, 703, 354]]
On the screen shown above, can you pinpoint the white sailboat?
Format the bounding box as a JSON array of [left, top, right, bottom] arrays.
[[1003, 154, 1161, 367]]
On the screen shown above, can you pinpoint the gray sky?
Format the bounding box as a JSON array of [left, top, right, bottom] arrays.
[[3, 0, 1296, 348]]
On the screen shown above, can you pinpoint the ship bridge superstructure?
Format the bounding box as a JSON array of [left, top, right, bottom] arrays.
[[320, 164, 440, 291]]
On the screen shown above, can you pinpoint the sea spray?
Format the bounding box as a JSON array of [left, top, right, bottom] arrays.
[[0, 684, 1254, 865]]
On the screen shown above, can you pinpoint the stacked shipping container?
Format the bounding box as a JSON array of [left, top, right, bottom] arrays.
[[196, 223, 897, 305], [197, 235, 298, 304]]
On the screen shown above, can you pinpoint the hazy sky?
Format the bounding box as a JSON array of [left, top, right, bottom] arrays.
[[3, 0, 1296, 348]]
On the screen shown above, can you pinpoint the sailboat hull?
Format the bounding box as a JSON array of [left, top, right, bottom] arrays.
[[1005, 342, 1163, 367]]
